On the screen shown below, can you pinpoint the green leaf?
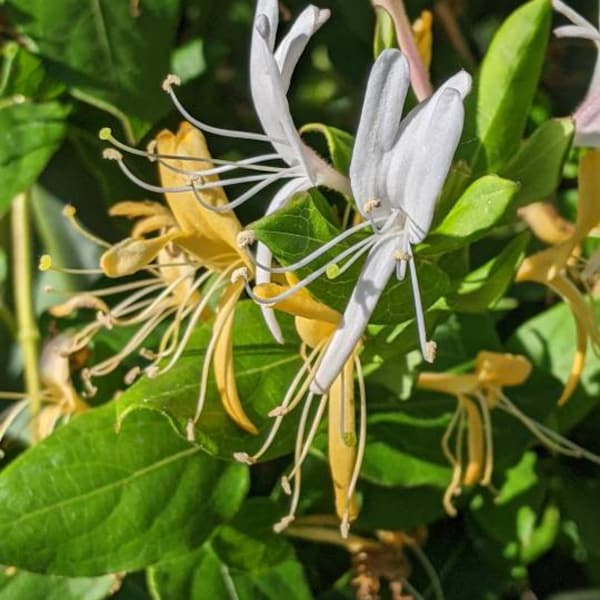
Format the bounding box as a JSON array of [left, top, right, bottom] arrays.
[[373, 7, 397, 58], [0, 403, 249, 576], [0, 568, 114, 600], [5, 0, 181, 139], [251, 193, 450, 324], [116, 301, 304, 460], [0, 43, 65, 101], [0, 101, 69, 213], [420, 176, 519, 255], [507, 300, 600, 428], [461, 0, 551, 174], [448, 232, 529, 312], [149, 501, 314, 600], [300, 123, 354, 175], [501, 118, 574, 207]]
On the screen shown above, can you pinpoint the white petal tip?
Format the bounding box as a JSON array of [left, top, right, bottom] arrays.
[[317, 8, 331, 25]]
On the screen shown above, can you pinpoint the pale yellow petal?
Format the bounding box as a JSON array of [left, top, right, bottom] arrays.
[[131, 214, 177, 238], [573, 149, 600, 244], [412, 10, 433, 69], [558, 315, 587, 406], [109, 200, 170, 219], [100, 232, 178, 277], [518, 202, 575, 246], [295, 317, 338, 349], [328, 358, 359, 522], [475, 352, 532, 387], [417, 372, 479, 396], [49, 294, 109, 318], [460, 395, 484, 486], [155, 123, 250, 270], [253, 283, 341, 325], [213, 280, 258, 434]]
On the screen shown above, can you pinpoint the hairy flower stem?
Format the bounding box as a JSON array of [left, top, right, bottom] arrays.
[[371, 0, 433, 100], [11, 191, 41, 440]]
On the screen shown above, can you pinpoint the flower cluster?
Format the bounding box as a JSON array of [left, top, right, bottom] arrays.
[[13, 0, 600, 543]]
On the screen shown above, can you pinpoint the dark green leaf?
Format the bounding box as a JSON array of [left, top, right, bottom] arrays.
[[460, 0, 551, 174], [5, 0, 181, 138], [502, 118, 574, 207], [116, 301, 304, 460], [0, 404, 249, 576], [420, 176, 519, 255], [448, 232, 529, 312], [0, 567, 114, 600], [0, 101, 68, 213]]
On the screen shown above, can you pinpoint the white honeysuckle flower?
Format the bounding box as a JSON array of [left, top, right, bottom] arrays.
[[101, 0, 350, 343], [553, 1, 600, 146], [247, 49, 470, 393]]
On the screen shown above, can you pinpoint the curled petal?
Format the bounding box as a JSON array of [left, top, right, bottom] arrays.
[[417, 372, 479, 396], [49, 294, 109, 318], [558, 314, 588, 405], [475, 352, 532, 388], [109, 200, 170, 219], [573, 149, 600, 241]]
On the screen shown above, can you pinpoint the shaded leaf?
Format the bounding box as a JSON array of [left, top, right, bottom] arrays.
[[300, 123, 354, 175]]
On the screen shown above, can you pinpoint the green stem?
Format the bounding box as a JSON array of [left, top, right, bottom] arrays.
[[11, 191, 41, 439]]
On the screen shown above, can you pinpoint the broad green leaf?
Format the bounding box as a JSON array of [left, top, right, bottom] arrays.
[[300, 123, 354, 175], [251, 193, 450, 324], [4, 0, 180, 139], [116, 301, 304, 461], [0, 568, 114, 600], [0, 43, 65, 101], [0, 403, 249, 576], [420, 176, 519, 255], [461, 0, 551, 174], [507, 300, 600, 428], [502, 118, 574, 207], [0, 101, 69, 213], [149, 501, 314, 600], [448, 232, 529, 312]]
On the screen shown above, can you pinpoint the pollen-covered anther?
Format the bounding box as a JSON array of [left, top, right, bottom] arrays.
[[162, 74, 181, 92], [281, 476, 292, 495], [103, 148, 123, 161], [96, 311, 113, 330], [340, 518, 350, 539], [145, 365, 159, 379], [139, 348, 157, 360], [394, 250, 411, 262], [39, 254, 52, 271], [124, 366, 141, 385], [273, 515, 295, 534], [230, 267, 250, 284], [236, 230, 256, 248], [81, 369, 98, 398], [424, 340, 437, 363], [233, 452, 255, 465], [363, 198, 381, 214]]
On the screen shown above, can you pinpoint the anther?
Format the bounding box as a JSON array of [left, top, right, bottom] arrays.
[[103, 148, 123, 161], [268, 406, 287, 417], [146, 140, 158, 162], [281, 476, 292, 495], [363, 198, 381, 214], [340, 518, 350, 539], [273, 515, 294, 534], [98, 127, 112, 141], [124, 366, 141, 385], [39, 254, 52, 271], [424, 340, 437, 364], [186, 419, 196, 442], [230, 267, 249, 284], [162, 74, 181, 92], [145, 365, 159, 379], [394, 250, 411, 261], [233, 452, 255, 465], [236, 230, 256, 248]]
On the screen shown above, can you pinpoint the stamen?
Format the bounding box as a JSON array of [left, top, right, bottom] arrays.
[[474, 391, 494, 486], [62, 204, 111, 248], [231, 267, 250, 284], [237, 231, 256, 248], [162, 74, 289, 145], [407, 250, 435, 363], [440, 407, 462, 517], [363, 198, 381, 214]]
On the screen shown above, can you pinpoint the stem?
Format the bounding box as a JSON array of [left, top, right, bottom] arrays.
[[11, 191, 41, 439], [371, 0, 433, 100]]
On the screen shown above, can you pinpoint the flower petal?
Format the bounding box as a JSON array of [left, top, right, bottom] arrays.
[[274, 5, 331, 93], [573, 149, 600, 242], [387, 82, 468, 243], [349, 49, 410, 216], [310, 236, 398, 394], [574, 87, 600, 147]]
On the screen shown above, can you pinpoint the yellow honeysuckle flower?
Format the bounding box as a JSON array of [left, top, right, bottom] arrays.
[[516, 150, 600, 404], [418, 351, 600, 516], [234, 278, 364, 537], [43, 123, 258, 435], [412, 10, 433, 70], [1, 333, 88, 447]]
